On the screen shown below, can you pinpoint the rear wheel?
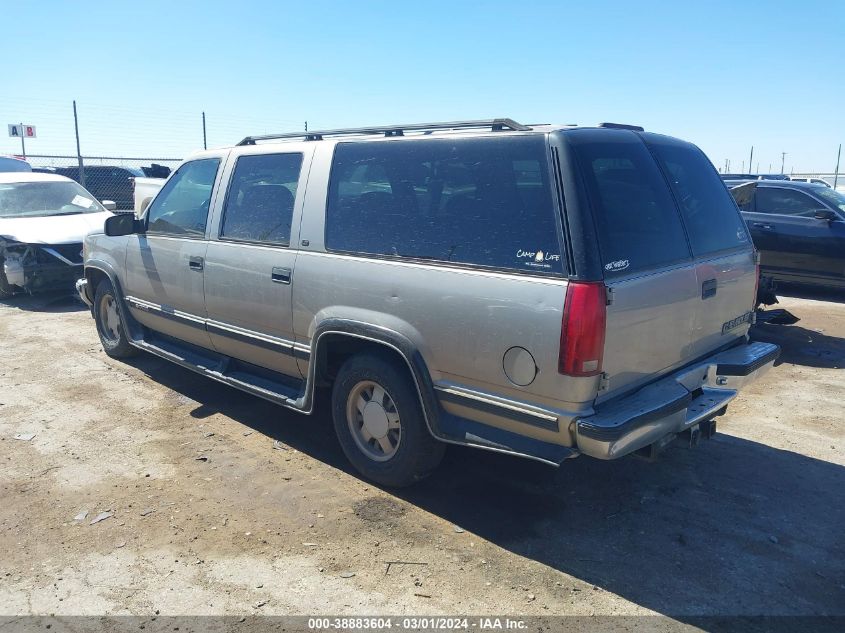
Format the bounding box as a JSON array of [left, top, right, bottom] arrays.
[[331, 354, 444, 487], [94, 278, 137, 359]]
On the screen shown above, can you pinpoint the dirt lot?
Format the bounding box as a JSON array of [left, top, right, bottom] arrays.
[[0, 290, 843, 619]]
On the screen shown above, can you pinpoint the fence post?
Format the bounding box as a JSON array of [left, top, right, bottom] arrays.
[[835, 144, 841, 189], [202, 112, 207, 150], [73, 100, 85, 188]]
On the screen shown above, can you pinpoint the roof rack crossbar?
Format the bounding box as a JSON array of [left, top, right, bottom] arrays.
[[237, 118, 530, 145]]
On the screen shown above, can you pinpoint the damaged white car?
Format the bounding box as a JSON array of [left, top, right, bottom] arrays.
[[0, 173, 114, 297]]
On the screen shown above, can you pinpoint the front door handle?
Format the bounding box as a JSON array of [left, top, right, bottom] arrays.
[[751, 222, 774, 231], [188, 256, 204, 271], [271, 266, 292, 284], [701, 278, 717, 299]]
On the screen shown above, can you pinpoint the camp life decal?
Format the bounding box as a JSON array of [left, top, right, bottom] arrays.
[[516, 248, 561, 270]]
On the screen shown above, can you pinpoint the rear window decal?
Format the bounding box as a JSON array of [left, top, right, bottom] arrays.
[[604, 259, 630, 272], [516, 248, 561, 269]]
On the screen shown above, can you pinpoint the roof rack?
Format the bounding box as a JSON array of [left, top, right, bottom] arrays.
[[598, 122, 645, 132], [236, 118, 531, 146]]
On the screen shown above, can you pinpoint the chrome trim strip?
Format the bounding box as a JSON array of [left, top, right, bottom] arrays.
[[434, 385, 560, 426], [124, 296, 311, 358]]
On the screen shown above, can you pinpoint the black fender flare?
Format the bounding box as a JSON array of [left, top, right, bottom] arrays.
[[307, 318, 444, 440], [84, 261, 143, 341]]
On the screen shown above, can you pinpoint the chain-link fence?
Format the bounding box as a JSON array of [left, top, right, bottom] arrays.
[[25, 154, 183, 210], [1, 97, 309, 209]]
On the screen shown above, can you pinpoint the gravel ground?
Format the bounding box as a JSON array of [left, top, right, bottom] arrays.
[[0, 289, 842, 620]]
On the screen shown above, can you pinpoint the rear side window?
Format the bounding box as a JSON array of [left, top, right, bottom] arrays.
[[646, 138, 750, 255], [568, 132, 690, 275], [221, 153, 303, 245], [326, 136, 563, 274]]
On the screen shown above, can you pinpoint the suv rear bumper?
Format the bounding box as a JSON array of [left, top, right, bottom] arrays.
[[575, 341, 780, 460]]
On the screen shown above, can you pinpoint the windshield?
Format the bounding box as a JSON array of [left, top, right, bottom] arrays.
[[812, 186, 845, 213], [0, 181, 107, 218]]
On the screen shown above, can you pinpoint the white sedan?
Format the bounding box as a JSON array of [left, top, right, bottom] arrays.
[[0, 172, 115, 297]]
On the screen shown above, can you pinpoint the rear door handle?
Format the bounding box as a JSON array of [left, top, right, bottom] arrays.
[[188, 256, 204, 271], [271, 267, 292, 284], [752, 222, 774, 231], [701, 278, 717, 299]]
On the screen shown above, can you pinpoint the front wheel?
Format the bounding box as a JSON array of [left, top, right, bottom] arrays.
[[332, 354, 445, 487], [94, 278, 137, 359]]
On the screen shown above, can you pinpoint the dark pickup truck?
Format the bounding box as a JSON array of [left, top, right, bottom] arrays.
[[729, 180, 845, 290]]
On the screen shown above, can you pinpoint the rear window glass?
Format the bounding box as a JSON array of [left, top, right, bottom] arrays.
[[326, 136, 563, 274], [646, 138, 750, 255], [568, 132, 690, 275]]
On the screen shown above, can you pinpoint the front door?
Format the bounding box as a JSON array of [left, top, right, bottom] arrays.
[[749, 186, 845, 284], [123, 157, 224, 349], [203, 149, 312, 378]]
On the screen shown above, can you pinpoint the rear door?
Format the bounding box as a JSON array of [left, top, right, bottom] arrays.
[[203, 147, 313, 377], [565, 130, 700, 399], [644, 135, 757, 358]]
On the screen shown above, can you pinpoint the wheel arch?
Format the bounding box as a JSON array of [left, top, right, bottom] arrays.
[[307, 319, 443, 440]]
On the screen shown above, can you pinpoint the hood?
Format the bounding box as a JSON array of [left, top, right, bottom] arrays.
[[0, 211, 112, 244]]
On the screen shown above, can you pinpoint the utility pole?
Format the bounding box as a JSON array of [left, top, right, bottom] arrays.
[[749, 146, 754, 174], [305, 121, 308, 132], [73, 101, 85, 188], [741, 161, 745, 172], [17, 121, 26, 158], [202, 112, 207, 150], [835, 144, 841, 189], [781, 152, 787, 174]]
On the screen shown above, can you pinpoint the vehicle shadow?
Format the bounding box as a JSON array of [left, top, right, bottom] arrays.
[[0, 291, 86, 313], [751, 322, 845, 369], [121, 352, 844, 618]]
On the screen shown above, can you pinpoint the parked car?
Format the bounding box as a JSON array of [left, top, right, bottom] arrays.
[[720, 173, 789, 181], [76, 119, 779, 486], [0, 156, 32, 172], [0, 173, 114, 296], [790, 177, 832, 187], [34, 165, 145, 210], [729, 180, 845, 290]]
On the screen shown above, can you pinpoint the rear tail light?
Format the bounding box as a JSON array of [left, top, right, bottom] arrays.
[[558, 281, 607, 377]]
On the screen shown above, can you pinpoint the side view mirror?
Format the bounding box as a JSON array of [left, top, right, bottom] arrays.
[[104, 213, 143, 237], [101, 200, 117, 211], [814, 209, 837, 222]]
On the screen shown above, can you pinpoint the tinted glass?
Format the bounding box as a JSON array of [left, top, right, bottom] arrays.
[[568, 131, 690, 275], [147, 158, 220, 236], [812, 186, 845, 213], [647, 138, 750, 255], [221, 153, 303, 244], [756, 187, 825, 217], [326, 136, 562, 274]]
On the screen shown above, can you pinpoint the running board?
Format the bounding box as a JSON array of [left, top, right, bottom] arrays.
[[131, 333, 305, 407]]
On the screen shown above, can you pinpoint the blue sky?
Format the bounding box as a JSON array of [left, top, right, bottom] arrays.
[[1, 0, 842, 173]]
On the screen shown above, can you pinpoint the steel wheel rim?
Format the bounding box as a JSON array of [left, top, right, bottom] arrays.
[[346, 380, 402, 462], [98, 294, 121, 343]]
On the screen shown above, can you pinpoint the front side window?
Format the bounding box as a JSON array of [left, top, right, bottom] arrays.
[[146, 158, 220, 236], [220, 153, 303, 245], [326, 136, 563, 274], [646, 138, 750, 255], [755, 188, 826, 217], [568, 131, 691, 275]]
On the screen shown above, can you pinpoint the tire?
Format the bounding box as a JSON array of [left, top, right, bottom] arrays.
[[93, 278, 137, 359], [331, 353, 445, 487]]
